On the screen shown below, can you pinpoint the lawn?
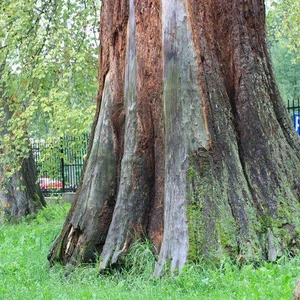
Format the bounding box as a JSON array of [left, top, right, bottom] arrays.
[[0, 201, 299, 300]]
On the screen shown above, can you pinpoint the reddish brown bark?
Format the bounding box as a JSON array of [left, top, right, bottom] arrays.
[[134, 0, 164, 251], [48, 0, 300, 274]]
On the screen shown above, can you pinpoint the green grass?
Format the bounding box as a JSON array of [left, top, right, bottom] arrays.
[[0, 202, 299, 300]]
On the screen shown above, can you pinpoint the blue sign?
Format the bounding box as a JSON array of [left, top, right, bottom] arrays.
[[294, 114, 300, 135]]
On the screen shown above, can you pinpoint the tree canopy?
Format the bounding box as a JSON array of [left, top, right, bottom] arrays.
[[267, 0, 300, 57], [0, 0, 99, 177], [267, 0, 300, 101]]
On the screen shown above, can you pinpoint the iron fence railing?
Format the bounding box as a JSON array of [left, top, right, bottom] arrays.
[[32, 99, 299, 195], [287, 99, 300, 116], [287, 99, 300, 135], [32, 134, 89, 195]]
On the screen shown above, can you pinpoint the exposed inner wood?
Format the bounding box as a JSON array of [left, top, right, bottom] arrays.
[[48, 0, 300, 274]]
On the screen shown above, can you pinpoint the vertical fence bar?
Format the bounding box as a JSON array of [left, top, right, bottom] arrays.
[[32, 134, 89, 195], [60, 137, 65, 193]]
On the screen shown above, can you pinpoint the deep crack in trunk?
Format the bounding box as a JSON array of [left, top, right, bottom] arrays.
[[48, 0, 300, 275]]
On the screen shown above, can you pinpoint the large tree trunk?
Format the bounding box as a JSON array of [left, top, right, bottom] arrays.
[[48, 0, 300, 274], [0, 101, 46, 220]]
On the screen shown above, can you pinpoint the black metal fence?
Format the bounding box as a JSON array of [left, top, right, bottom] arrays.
[[287, 99, 300, 135], [32, 134, 89, 195], [287, 99, 300, 116], [32, 99, 299, 195]]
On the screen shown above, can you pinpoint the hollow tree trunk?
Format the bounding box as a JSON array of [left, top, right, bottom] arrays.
[[0, 101, 46, 220], [48, 0, 300, 274]]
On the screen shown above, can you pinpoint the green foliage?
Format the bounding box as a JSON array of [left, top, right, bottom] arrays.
[[269, 43, 300, 102], [33, 200, 71, 224], [0, 0, 99, 177], [267, 0, 300, 58], [0, 202, 300, 299], [267, 0, 300, 102]]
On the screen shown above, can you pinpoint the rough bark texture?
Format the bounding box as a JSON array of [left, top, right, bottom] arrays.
[[0, 154, 46, 219], [293, 277, 300, 300], [0, 102, 46, 220], [48, 0, 300, 274]]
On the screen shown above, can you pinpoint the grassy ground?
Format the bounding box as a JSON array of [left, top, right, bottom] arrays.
[[0, 201, 299, 300]]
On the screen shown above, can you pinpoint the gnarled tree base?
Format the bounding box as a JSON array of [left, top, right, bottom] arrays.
[[48, 0, 300, 275], [1, 153, 46, 220]]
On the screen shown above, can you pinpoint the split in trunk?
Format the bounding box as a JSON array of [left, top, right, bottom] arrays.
[[48, 0, 300, 275]]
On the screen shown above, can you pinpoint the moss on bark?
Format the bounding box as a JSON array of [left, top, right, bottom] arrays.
[[48, 0, 300, 275]]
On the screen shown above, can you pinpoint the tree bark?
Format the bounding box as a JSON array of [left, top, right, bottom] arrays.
[[0, 101, 46, 220], [48, 0, 300, 274]]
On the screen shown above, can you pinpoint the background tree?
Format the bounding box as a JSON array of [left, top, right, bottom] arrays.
[[0, 0, 99, 218], [267, 0, 300, 58], [267, 0, 300, 102], [268, 44, 300, 102], [0, 86, 45, 220], [0, 49, 46, 219], [0, 0, 98, 139], [47, 0, 300, 275]]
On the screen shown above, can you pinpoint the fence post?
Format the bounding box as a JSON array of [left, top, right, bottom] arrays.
[[60, 137, 65, 193], [33, 135, 88, 195]]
